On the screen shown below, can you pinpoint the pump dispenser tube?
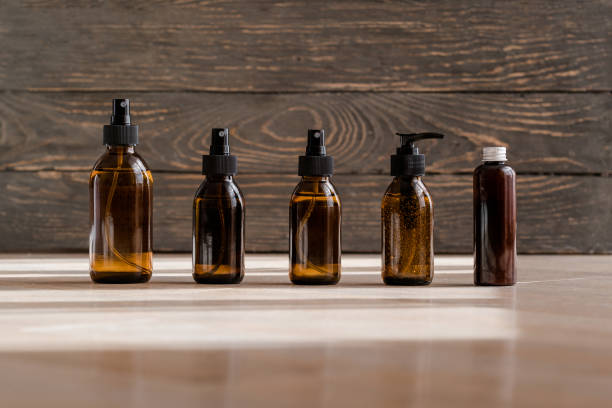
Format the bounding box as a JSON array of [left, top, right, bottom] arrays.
[[290, 129, 341, 284], [381, 132, 444, 285], [89, 99, 153, 283], [193, 128, 244, 284]]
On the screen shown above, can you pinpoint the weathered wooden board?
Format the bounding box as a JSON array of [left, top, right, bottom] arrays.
[[1, 92, 610, 174], [1, 1, 611, 91], [1, 1, 611, 254], [0, 171, 609, 253]]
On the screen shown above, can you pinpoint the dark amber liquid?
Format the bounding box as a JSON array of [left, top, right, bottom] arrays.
[[89, 146, 153, 283], [290, 176, 341, 285], [193, 175, 244, 284], [381, 176, 433, 285], [474, 162, 517, 286]]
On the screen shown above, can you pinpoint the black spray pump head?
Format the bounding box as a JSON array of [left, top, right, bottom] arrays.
[[391, 132, 444, 176], [305, 129, 326, 156], [111, 98, 131, 125], [202, 128, 237, 176], [209, 127, 230, 155], [103, 98, 138, 146], [298, 129, 334, 176]]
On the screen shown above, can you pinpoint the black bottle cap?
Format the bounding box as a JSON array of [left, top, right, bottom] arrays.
[[298, 129, 334, 176], [202, 128, 237, 176], [390, 132, 444, 176], [102, 99, 139, 145]]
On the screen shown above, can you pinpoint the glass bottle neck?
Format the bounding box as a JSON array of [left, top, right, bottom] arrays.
[[301, 176, 329, 182], [206, 174, 234, 182], [483, 160, 506, 165], [396, 175, 422, 181], [106, 145, 135, 154]]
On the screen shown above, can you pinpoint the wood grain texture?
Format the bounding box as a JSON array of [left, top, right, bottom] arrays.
[[1, 1, 611, 91], [1, 92, 610, 174], [0, 171, 609, 253], [1, 1, 611, 254]]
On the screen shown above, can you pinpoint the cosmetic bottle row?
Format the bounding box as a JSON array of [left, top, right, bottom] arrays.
[[89, 99, 516, 286]]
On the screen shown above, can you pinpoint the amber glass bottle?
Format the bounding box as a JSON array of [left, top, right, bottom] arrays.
[[290, 129, 341, 285], [193, 128, 244, 284], [89, 99, 153, 283], [381, 132, 444, 285], [474, 147, 516, 286], [382, 176, 433, 284]]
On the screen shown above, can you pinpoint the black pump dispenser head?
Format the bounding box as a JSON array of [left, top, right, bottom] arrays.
[[298, 129, 334, 176], [202, 128, 237, 176], [391, 132, 444, 176], [103, 99, 139, 146]]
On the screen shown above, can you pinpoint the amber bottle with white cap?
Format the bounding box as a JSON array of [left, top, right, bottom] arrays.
[[473, 147, 516, 286]]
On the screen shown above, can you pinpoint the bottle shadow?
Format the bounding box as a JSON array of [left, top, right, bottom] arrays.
[[0, 275, 479, 290]]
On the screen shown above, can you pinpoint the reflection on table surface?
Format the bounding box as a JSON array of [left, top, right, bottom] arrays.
[[0, 254, 610, 407]]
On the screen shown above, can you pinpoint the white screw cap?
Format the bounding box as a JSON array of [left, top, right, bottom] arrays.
[[482, 147, 507, 162]]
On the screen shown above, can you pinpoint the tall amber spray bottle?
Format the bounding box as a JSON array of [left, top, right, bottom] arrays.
[[193, 128, 244, 284], [89, 99, 153, 283], [474, 147, 516, 286], [290, 129, 341, 285], [382, 132, 444, 285]]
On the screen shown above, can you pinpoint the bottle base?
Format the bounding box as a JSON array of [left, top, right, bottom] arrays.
[[383, 276, 432, 286], [474, 281, 516, 286], [289, 264, 340, 285], [193, 274, 244, 284], [90, 271, 151, 284], [474, 271, 516, 286], [290, 277, 339, 285]]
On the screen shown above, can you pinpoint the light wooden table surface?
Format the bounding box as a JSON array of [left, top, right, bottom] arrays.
[[0, 254, 610, 407]]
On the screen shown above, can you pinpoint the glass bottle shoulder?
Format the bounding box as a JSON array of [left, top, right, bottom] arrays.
[[291, 177, 340, 205], [382, 176, 432, 212], [92, 147, 150, 174], [195, 176, 244, 204], [384, 176, 430, 199], [90, 147, 153, 186], [474, 162, 515, 178]]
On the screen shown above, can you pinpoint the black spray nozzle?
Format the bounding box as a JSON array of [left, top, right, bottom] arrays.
[[103, 98, 138, 145], [202, 128, 236, 176], [396, 132, 444, 155], [306, 129, 326, 156], [110, 99, 131, 125], [299, 128, 333, 176], [210, 128, 230, 155]]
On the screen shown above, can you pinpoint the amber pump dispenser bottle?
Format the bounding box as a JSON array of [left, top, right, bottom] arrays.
[[89, 99, 153, 283], [381, 132, 444, 285], [290, 129, 341, 285], [193, 128, 244, 284], [474, 147, 516, 286]]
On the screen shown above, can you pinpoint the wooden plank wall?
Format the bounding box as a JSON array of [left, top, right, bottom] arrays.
[[0, 0, 610, 253]]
